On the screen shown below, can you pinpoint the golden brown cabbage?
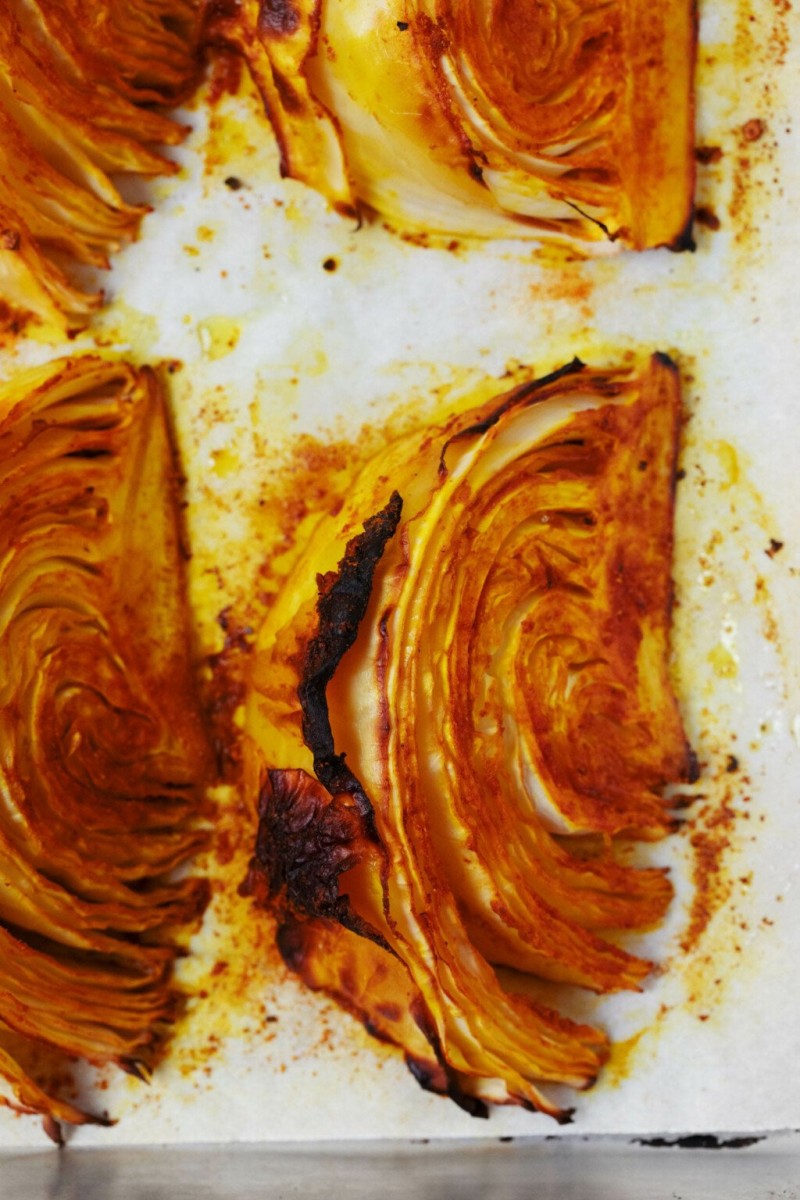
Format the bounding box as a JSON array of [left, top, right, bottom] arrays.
[[246, 354, 695, 1118], [0, 357, 210, 1132], [0, 0, 202, 336], [207, 0, 696, 248]]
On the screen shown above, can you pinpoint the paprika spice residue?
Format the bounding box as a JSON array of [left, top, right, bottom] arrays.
[[680, 790, 739, 955]]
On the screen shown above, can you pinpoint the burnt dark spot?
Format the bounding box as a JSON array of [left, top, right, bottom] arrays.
[[695, 206, 721, 231], [766, 538, 784, 558], [257, 768, 368, 933], [726, 754, 740, 773], [322, 257, 338, 272], [275, 919, 307, 972], [375, 1002, 402, 1022], [695, 145, 723, 165], [224, 176, 243, 190], [669, 209, 697, 253], [742, 118, 765, 143], [636, 1134, 764, 1150], [258, 0, 300, 36], [407, 1056, 444, 1094], [272, 70, 302, 113], [203, 0, 241, 23], [397, 20, 409, 30], [447, 1086, 489, 1120]]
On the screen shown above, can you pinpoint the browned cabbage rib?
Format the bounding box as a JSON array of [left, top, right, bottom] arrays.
[[0, 357, 210, 1130], [0, 1, 202, 335], [246, 355, 695, 1119], [207, 0, 695, 249]]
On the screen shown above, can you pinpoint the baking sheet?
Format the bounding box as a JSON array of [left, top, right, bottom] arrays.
[[0, 0, 798, 1147]]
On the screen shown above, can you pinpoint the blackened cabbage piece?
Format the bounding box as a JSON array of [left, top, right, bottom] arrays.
[[0, 356, 210, 1132], [246, 354, 695, 1119]]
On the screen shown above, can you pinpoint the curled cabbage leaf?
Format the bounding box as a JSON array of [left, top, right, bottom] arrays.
[[207, 0, 695, 248], [0, 357, 210, 1131], [0, 0, 202, 335], [246, 354, 695, 1118]]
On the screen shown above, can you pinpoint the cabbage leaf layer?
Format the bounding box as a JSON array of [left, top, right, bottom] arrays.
[[0, 357, 210, 1131], [246, 354, 695, 1118], [207, 0, 696, 248], [0, 0, 202, 335]]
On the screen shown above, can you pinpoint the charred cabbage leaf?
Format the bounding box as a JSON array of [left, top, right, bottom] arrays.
[[246, 354, 695, 1118], [207, 0, 696, 249], [0, 357, 210, 1130], [0, 0, 202, 336]]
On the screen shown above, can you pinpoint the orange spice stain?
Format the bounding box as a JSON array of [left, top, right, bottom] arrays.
[[200, 65, 267, 183], [167, 786, 288, 1079], [529, 259, 596, 322], [0, 299, 34, 343], [680, 787, 739, 956], [726, 0, 790, 255], [661, 400, 793, 1034], [206, 49, 244, 105], [603, 1028, 648, 1087]]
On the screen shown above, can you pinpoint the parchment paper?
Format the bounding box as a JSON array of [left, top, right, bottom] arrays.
[[0, 0, 798, 1146]]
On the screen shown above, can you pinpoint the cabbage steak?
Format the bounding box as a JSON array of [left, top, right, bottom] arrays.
[[246, 353, 695, 1119]]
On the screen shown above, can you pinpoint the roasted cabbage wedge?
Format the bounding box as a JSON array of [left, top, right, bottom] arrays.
[[246, 354, 695, 1118], [0, 0, 202, 336], [207, 0, 696, 249], [0, 357, 211, 1131]]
